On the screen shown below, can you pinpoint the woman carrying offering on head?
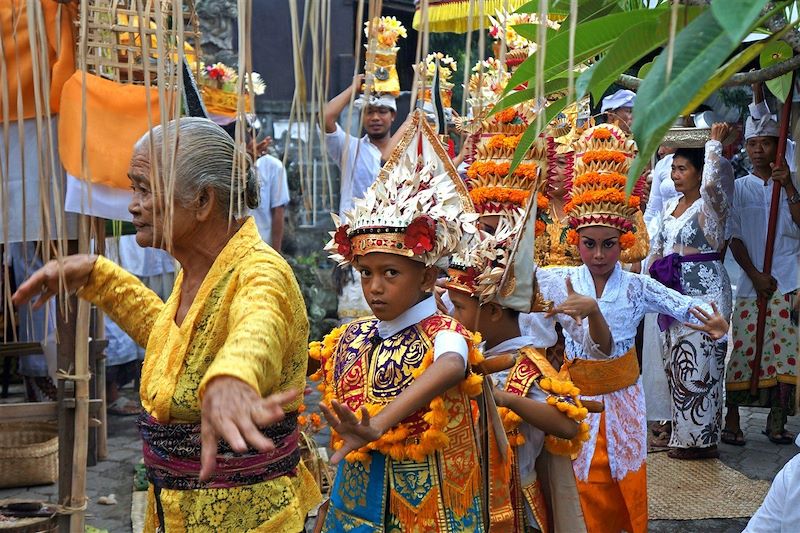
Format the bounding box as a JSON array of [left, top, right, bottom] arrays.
[[648, 123, 734, 460], [12, 118, 321, 532]]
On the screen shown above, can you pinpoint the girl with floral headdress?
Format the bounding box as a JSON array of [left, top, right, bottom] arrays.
[[528, 124, 730, 533], [311, 111, 488, 532]]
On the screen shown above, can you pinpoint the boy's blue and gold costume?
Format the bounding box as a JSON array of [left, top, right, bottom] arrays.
[[311, 110, 486, 532]]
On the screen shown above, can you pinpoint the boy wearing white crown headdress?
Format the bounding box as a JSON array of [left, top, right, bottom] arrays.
[[310, 110, 488, 532], [323, 16, 411, 324], [527, 124, 731, 533]]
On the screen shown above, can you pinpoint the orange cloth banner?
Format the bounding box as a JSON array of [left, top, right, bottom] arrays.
[[1, 1, 77, 121], [58, 72, 170, 190]]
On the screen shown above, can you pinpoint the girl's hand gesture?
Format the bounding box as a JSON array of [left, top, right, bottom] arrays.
[[545, 277, 600, 323], [686, 302, 729, 340]]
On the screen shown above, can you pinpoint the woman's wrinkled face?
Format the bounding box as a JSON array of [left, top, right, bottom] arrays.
[[671, 155, 701, 194], [577, 226, 622, 278], [355, 252, 434, 321], [127, 148, 197, 251]]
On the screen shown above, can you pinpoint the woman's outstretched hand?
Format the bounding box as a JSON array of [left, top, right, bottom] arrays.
[[11, 254, 98, 310], [200, 379, 297, 481], [320, 400, 384, 465], [685, 302, 729, 340]]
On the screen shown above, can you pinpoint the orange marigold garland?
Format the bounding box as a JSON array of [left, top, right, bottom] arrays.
[[495, 107, 518, 124], [572, 171, 627, 189], [487, 133, 522, 151], [581, 150, 627, 165], [536, 193, 549, 211], [538, 377, 590, 457], [466, 161, 538, 181], [590, 127, 613, 140], [470, 186, 530, 208], [566, 229, 579, 246], [310, 326, 484, 463]]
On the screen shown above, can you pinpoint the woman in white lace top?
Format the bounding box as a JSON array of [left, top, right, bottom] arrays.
[[649, 123, 733, 460]]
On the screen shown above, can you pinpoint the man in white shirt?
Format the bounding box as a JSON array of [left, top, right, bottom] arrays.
[[723, 111, 800, 446], [251, 152, 290, 251], [323, 75, 404, 322], [323, 74, 398, 217], [601, 89, 635, 134]]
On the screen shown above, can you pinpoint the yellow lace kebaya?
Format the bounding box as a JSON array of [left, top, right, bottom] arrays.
[[78, 218, 321, 533]]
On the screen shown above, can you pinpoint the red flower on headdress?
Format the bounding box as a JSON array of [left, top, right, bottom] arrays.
[[334, 225, 353, 259], [404, 216, 437, 255]]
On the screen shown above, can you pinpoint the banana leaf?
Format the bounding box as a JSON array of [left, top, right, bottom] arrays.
[[760, 40, 794, 102], [576, 6, 702, 101], [505, 8, 667, 98], [629, 5, 760, 192]]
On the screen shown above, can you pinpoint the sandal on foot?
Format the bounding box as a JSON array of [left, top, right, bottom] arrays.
[[667, 446, 719, 460], [721, 428, 746, 446], [762, 429, 795, 445], [649, 431, 671, 448], [108, 397, 142, 416]]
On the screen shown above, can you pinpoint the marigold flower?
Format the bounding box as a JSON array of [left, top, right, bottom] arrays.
[[619, 231, 636, 250], [495, 107, 518, 124], [582, 150, 627, 165], [591, 128, 612, 140], [566, 229, 579, 246]]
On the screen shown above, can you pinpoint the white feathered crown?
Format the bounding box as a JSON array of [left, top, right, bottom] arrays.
[[326, 110, 478, 267]]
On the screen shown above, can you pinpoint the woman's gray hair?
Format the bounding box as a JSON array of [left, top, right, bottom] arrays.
[[134, 117, 260, 216]]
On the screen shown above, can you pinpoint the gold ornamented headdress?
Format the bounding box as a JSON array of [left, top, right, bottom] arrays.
[[564, 124, 640, 246], [444, 218, 516, 297], [199, 62, 265, 118], [488, 11, 561, 69], [326, 110, 477, 267]]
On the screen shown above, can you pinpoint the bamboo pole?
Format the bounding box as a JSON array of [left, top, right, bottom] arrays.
[[749, 72, 796, 395], [67, 215, 92, 532]]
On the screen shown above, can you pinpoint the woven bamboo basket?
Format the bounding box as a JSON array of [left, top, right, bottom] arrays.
[[0, 423, 58, 489], [76, 0, 201, 84]]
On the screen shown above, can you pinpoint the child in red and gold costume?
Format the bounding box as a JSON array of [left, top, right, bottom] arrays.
[[311, 110, 488, 532]]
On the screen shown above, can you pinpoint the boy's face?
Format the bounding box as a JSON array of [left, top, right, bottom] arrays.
[[355, 252, 435, 321], [448, 289, 480, 330]]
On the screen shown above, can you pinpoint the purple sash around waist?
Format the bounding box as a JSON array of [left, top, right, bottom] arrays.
[[649, 252, 721, 331], [137, 410, 300, 490]]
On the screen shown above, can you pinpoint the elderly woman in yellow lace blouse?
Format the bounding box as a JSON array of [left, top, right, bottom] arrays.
[[13, 118, 321, 532]]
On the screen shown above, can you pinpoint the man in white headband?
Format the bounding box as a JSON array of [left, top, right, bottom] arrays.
[[601, 88, 636, 133], [323, 75, 412, 325], [722, 88, 800, 447], [323, 74, 398, 218]]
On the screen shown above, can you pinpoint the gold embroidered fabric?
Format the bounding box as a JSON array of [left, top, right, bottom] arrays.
[[80, 218, 321, 531]]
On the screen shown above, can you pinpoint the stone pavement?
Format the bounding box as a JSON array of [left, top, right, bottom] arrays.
[[2, 387, 798, 532]]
